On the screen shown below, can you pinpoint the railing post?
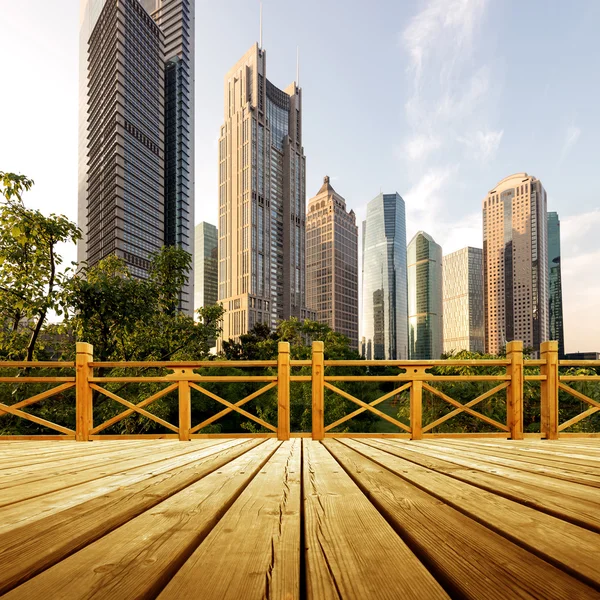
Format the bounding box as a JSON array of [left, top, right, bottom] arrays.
[[506, 340, 524, 440], [410, 380, 423, 440], [277, 342, 291, 441], [540, 341, 559, 440], [76, 342, 93, 442], [312, 341, 325, 440], [178, 381, 191, 441]]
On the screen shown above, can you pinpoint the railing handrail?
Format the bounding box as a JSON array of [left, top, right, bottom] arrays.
[[0, 339, 597, 441]]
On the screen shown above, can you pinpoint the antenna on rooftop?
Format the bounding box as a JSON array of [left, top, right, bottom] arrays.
[[296, 46, 300, 87], [259, 3, 263, 49]]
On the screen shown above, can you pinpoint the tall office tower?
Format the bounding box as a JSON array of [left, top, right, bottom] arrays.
[[547, 212, 565, 357], [140, 0, 195, 312], [407, 231, 443, 359], [483, 173, 549, 355], [194, 222, 218, 312], [78, 0, 194, 312], [218, 44, 310, 343], [306, 176, 359, 349], [442, 247, 484, 354], [361, 193, 408, 360]]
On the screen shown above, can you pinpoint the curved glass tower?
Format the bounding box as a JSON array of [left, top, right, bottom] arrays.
[[361, 193, 408, 360], [407, 231, 443, 359]]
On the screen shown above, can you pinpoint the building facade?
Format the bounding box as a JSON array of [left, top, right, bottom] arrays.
[[218, 44, 311, 343], [306, 177, 359, 349], [442, 247, 484, 354], [194, 222, 218, 312], [78, 0, 194, 312], [483, 173, 549, 355], [140, 0, 195, 311], [361, 193, 408, 360], [407, 231, 443, 360], [547, 212, 565, 357]]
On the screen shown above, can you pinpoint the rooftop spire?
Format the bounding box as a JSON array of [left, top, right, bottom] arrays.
[[259, 2, 263, 49]]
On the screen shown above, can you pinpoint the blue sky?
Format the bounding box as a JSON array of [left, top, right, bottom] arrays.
[[0, 0, 598, 351]]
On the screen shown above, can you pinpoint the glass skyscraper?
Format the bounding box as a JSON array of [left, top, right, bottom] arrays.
[[361, 193, 408, 360], [547, 212, 565, 357], [407, 231, 443, 360], [218, 44, 312, 344], [194, 222, 218, 312], [442, 247, 484, 354], [78, 0, 194, 313]]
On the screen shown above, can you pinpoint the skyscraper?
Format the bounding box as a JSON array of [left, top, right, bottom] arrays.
[[78, 0, 194, 312], [442, 247, 484, 354], [306, 177, 359, 349], [547, 212, 565, 357], [140, 0, 195, 311], [361, 193, 408, 360], [483, 173, 549, 355], [218, 44, 311, 343], [194, 222, 218, 312], [407, 231, 443, 360]]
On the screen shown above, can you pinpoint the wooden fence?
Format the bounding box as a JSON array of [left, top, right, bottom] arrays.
[[0, 340, 598, 441]]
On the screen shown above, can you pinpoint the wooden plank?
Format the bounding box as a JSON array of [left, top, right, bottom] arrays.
[[159, 440, 301, 599], [0, 440, 219, 485], [1, 440, 280, 599], [453, 439, 600, 467], [437, 439, 600, 478], [326, 440, 599, 598], [0, 439, 234, 508], [337, 439, 600, 590], [379, 440, 600, 505], [411, 440, 600, 488], [0, 440, 268, 595], [364, 440, 600, 533], [301, 440, 448, 600]]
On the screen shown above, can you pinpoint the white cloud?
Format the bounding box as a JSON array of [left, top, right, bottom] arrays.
[[458, 129, 504, 162], [400, 135, 442, 161], [403, 0, 487, 86], [560, 125, 581, 160]]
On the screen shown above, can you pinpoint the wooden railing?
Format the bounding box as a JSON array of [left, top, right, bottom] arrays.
[[0, 340, 597, 440]]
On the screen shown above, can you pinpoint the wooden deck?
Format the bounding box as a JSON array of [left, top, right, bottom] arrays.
[[0, 439, 599, 599]]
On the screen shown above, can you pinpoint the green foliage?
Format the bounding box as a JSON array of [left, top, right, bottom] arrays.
[[0, 172, 80, 360]]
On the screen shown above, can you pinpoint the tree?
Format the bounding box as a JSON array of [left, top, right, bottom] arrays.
[[0, 172, 80, 360]]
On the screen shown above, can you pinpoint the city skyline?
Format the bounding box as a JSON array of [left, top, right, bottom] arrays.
[[1, 0, 599, 350]]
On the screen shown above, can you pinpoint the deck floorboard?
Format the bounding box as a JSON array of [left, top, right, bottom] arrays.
[[0, 439, 598, 599]]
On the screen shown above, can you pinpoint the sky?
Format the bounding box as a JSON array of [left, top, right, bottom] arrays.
[[0, 0, 599, 352]]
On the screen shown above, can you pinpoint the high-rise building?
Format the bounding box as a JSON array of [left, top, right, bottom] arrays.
[[547, 212, 565, 357], [407, 231, 443, 359], [141, 0, 195, 312], [78, 0, 194, 313], [218, 44, 311, 343], [361, 193, 408, 360], [442, 247, 484, 354], [194, 222, 218, 313], [306, 177, 359, 349], [483, 173, 549, 355]]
